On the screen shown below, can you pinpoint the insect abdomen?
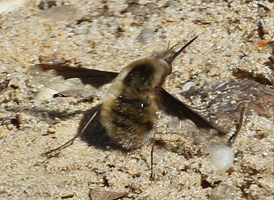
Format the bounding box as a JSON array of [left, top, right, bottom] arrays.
[[102, 93, 156, 149], [100, 59, 160, 149]]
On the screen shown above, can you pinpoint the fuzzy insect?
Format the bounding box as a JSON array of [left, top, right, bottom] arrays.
[[37, 36, 221, 153]]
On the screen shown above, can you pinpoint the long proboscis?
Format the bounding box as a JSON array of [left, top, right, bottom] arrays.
[[167, 36, 198, 64]]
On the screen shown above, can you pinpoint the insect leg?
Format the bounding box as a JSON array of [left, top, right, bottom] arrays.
[[42, 108, 100, 157]]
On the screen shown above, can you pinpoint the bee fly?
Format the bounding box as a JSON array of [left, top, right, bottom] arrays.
[[38, 36, 221, 155]]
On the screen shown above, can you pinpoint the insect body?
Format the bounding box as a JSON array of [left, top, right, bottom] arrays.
[[37, 36, 219, 151], [101, 57, 168, 149]]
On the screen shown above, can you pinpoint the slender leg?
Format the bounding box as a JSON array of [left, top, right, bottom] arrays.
[[43, 109, 99, 157]]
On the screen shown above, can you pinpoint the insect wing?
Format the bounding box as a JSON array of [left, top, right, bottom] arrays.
[[36, 64, 118, 88], [155, 86, 216, 130]]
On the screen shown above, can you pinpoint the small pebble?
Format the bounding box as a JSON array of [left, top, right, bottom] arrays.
[[211, 184, 235, 200], [47, 128, 56, 134], [181, 81, 196, 92], [206, 145, 234, 174], [35, 82, 71, 100], [0, 0, 26, 14]]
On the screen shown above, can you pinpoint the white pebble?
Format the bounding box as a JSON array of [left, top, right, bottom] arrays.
[[35, 82, 71, 101], [182, 81, 196, 92], [0, 0, 26, 14], [206, 145, 234, 174]]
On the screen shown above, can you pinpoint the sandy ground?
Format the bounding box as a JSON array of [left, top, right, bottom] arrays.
[[1, 0, 274, 199]]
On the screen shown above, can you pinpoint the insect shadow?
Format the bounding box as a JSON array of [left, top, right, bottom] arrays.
[[77, 105, 125, 151]]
